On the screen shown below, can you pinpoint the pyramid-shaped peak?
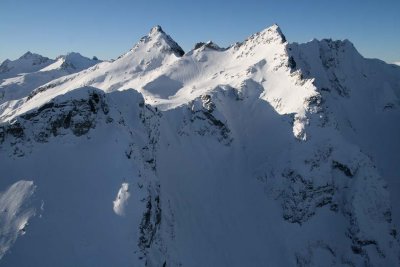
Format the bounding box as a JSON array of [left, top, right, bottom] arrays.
[[136, 25, 184, 57], [1, 59, 11, 65], [247, 23, 287, 44], [23, 51, 33, 56], [261, 24, 286, 43], [269, 23, 281, 31], [19, 51, 34, 59], [18, 51, 49, 61], [149, 25, 164, 35]]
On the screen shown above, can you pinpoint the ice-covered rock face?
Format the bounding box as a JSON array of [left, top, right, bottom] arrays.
[[1, 25, 400, 267]]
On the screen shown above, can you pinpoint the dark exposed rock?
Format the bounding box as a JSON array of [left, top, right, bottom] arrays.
[[332, 160, 354, 177], [180, 94, 232, 145], [0, 90, 110, 151], [288, 56, 297, 69], [282, 170, 335, 224], [6, 122, 25, 139], [139, 194, 162, 251], [304, 95, 323, 107]]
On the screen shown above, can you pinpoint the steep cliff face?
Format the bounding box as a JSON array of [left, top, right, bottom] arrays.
[[1, 25, 400, 267]]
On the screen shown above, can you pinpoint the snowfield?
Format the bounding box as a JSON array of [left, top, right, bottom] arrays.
[[1, 25, 400, 267]]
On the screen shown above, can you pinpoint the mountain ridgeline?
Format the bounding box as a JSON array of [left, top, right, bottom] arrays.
[[1, 25, 400, 267]]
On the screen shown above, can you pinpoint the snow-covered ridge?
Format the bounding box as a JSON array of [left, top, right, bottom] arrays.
[[0, 52, 100, 117], [0, 52, 54, 80], [40, 52, 100, 72], [1, 24, 400, 266]]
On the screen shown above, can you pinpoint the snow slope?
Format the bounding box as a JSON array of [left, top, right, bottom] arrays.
[[1, 25, 400, 267]]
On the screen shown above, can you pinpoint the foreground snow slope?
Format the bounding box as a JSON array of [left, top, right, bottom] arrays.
[[1, 25, 400, 266]]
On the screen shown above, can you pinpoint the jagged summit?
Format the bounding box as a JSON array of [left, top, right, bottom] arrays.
[[193, 41, 225, 51]]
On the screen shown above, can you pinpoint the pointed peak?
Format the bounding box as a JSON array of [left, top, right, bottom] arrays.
[[261, 24, 286, 43], [132, 25, 184, 57], [240, 23, 287, 46], [1, 59, 11, 65], [269, 23, 281, 31], [20, 51, 33, 59], [149, 25, 164, 36], [18, 51, 48, 61]]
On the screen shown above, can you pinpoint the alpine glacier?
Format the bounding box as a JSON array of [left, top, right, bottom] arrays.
[[1, 25, 400, 267]]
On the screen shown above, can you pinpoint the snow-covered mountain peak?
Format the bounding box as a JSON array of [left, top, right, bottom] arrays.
[[132, 25, 185, 57], [19, 51, 37, 60], [149, 25, 164, 35], [40, 52, 99, 72], [252, 23, 287, 44], [0, 52, 54, 80], [19, 51, 33, 59], [17, 51, 50, 64]]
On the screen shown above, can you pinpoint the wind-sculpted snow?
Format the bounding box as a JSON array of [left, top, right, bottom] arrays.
[[1, 25, 400, 266], [0, 180, 36, 260], [113, 183, 131, 216]]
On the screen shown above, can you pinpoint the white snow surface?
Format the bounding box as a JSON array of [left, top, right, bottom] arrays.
[[113, 183, 130, 216], [0, 52, 54, 81], [0, 180, 36, 260], [1, 25, 400, 266]]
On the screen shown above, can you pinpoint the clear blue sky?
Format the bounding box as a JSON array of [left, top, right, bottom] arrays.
[[0, 0, 399, 63]]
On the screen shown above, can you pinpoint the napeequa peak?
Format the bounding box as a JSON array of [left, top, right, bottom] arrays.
[[149, 25, 164, 35], [133, 25, 185, 57]]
